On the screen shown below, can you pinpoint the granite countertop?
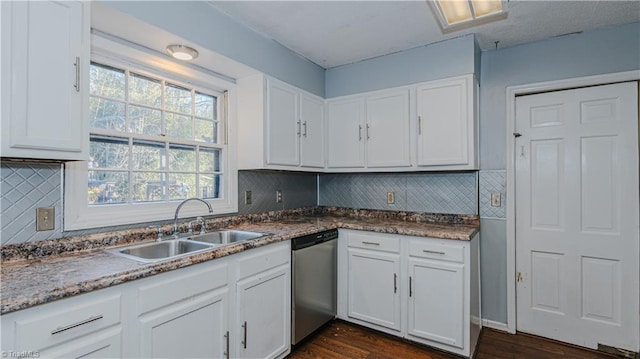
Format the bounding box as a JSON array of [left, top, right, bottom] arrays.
[[0, 208, 479, 315]]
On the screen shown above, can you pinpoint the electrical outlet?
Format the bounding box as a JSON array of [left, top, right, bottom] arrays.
[[36, 207, 55, 231], [276, 190, 283, 203], [491, 192, 501, 207], [244, 190, 252, 205], [387, 192, 395, 204]]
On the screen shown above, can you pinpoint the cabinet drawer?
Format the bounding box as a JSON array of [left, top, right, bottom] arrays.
[[15, 294, 121, 351], [348, 232, 400, 253], [237, 241, 290, 280], [408, 240, 465, 263]]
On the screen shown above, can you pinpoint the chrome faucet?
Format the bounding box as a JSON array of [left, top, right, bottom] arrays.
[[173, 198, 213, 238]]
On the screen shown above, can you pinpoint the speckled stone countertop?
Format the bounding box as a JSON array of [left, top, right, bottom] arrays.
[[0, 207, 479, 315]]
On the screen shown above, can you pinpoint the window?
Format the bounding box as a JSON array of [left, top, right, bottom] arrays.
[[88, 63, 223, 205], [64, 35, 237, 230]]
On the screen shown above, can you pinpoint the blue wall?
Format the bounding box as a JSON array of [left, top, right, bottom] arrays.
[[107, 1, 325, 97], [325, 35, 477, 98]]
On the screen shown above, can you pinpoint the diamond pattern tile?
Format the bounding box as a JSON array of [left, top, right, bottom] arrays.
[[479, 170, 506, 219], [406, 173, 477, 214], [1, 163, 63, 245], [320, 172, 477, 215], [238, 170, 318, 214]]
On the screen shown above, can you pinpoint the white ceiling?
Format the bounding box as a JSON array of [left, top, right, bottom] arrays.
[[210, 0, 640, 69]]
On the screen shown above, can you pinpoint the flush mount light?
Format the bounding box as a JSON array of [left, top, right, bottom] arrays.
[[166, 44, 199, 61], [431, 0, 507, 31]]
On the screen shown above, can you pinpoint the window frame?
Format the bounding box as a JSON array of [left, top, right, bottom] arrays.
[[64, 35, 238, 230]]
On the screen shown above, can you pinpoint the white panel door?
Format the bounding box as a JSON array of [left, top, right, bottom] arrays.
[[326, 97, 366, 168], [416, 76, 470, 166], [366, 89, 411, 168], [266, 79, 299, 166], [515, 82, 639, 352], [347, 248, 401, 331], [299, 93, 325, 168]]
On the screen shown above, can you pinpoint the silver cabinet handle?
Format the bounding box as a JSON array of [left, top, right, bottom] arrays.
[[362, 241, 380, 246], [296, 121, 301, 136], [358, 125, 362, 140], [302, 121, 307, 137], [418, 116, 422, 134], [51, 314, 103, 335], [242, 321, 247, 349], [409, 276, 413, 297], [74, 56, 80, 92], [423, 249, 446, 255], [366, 124, 370, 140], [394, 273, 397, 293], [224, 331, 229, 359]]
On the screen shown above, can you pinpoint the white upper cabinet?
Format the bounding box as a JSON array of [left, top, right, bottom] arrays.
[[325, 75, 476, 172], [237, 75, 324, 171], [416, 75, 477, 169], [326, 89, 410, 169], [365, 90, 411, 168], [326, 97, 366, 168], [266, 79, 300, 166], [1, 1, 89, 160]]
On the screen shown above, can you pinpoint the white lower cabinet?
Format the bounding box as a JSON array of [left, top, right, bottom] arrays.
[[1, 242, 291, 359], [346, 232, 401, 332], [135, 260, 230, 358], [0, 286, 124, 358], [235, 241, 291, 359], [339, 229, 481, 358]]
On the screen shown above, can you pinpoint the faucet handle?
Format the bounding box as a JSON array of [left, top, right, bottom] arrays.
[[149, 225, 163, 241], [196, 216, 206, 235]]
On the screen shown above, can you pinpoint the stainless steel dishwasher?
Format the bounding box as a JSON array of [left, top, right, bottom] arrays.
[[291, 229, 338, 345]]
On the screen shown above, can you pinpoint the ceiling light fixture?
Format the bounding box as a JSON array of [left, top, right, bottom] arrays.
[[166, 44, 199, 61], [431, 0, 506, 30]]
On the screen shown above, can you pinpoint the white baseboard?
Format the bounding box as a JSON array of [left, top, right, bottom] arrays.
[[482, 319, 510, 333]]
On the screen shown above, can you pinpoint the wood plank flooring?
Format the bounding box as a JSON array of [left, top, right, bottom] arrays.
[[288, 321, 616, 359]]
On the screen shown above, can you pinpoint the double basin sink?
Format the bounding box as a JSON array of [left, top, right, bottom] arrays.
[[109, 230, 267, 263]]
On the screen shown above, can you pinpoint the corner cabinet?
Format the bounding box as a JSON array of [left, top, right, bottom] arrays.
[[237, 74, 324, 171], [338, 229, 481, 358], [1, 1, 89, 160]]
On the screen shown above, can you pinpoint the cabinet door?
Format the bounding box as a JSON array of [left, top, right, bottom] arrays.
[[407, 257, 464, 348], [138, 288, 229, 358], [1, 1, 88, 160], [299, 93, 325, 168], [365, 90, 411, 167], [266, 79, 300, 166], [347, 248, 401, 331], [237, 264, 290, 359], [416, 76, 471, 167], [326, 97, 366, 168]]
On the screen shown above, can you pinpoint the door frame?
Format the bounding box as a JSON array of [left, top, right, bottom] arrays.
[[505, 70, 640, 334]]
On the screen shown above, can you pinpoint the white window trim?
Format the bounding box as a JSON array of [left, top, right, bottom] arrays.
[[64, 34, 238, 231]]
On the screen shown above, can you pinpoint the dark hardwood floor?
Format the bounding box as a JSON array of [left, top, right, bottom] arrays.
[[288, 321, 616, 359]]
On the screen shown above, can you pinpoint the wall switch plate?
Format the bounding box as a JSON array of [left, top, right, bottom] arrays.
[[491, 192, 502, 207], [276, 190, 283, 203], [244, 190, 252, 205], [387, 192, 395, 205], [36, 207, 55, 231]]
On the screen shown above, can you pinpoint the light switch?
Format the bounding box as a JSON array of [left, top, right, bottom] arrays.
[[491, 193, 501, 207], [244, 190, 252, 205], [36, 207, 55, 231]]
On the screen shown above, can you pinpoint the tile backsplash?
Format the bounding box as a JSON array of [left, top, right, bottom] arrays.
[[237, 170, 318, 214], [1, 162, 64, 245], [319, 172, 478, 215], [479, 170, 506, 219]]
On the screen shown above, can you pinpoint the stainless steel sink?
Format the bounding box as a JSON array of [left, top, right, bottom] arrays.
[[109, 239, 216, 263], [186, 230, 266, 245]]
